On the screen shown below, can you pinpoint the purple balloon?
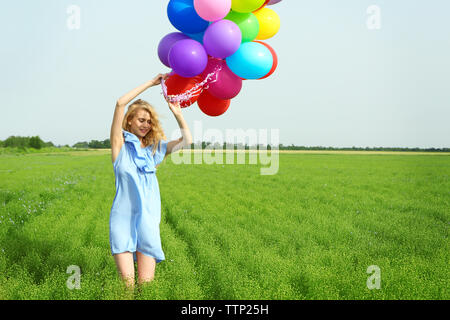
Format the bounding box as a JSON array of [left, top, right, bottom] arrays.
[[268, 0, 282, 4], [158, 32, 190, 68], [203, 20, 242, 59], [168, 39, 208, 78]]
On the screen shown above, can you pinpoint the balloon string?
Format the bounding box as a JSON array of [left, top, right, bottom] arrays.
[[161, 66, 222, 104]]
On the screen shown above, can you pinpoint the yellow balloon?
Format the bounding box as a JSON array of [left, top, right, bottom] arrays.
[[254, 7, 280, 40]]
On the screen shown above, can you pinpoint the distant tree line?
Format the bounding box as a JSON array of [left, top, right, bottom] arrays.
[[72, 139, 111, 149], [186, 142, 450, 152], [1, 136, 449, 152], [0, 136, 111, 149], [0, 136, 54, 149], [275, 144, 450, 152]]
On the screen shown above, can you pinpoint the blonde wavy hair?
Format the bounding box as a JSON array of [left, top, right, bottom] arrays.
[[122, 99, 167, 155]]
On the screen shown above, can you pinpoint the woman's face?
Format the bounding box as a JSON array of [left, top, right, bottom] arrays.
[[128, 109, 152, 139]]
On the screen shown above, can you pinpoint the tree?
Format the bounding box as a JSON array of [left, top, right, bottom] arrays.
[[102, 139, 111, 148], [88, 140, 103, 148], [29, 136, 44, 149], [44, 141, 54, 147], [72, 142, 89, 148], [4, 136, 29, 148]]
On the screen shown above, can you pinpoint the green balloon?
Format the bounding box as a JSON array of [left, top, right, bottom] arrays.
[[224, 11, 260, 43], [231, 0, 265, 13]]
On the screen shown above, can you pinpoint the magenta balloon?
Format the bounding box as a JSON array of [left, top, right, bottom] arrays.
[[203, 20, 242, 59], [201, 57, 242, 99], [168, 39, 208, 78], [158, 32, 190, 67]]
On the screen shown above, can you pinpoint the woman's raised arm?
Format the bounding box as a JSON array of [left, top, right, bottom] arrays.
[[165, 101, 193, 156], [110, 73, 168, 164]]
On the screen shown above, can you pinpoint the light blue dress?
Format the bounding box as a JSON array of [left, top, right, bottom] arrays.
[[109, 129, 168, 263]]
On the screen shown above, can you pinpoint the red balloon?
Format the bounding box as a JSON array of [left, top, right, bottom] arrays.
[[197, 90, 231, 117], [165, 73, 203, 108], [254, 41, 278, 79]]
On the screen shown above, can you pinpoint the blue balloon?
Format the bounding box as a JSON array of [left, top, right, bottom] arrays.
[[185, 22, 211, 44], [167, 0, 209, 34], [185, 31, 205, 44], [226, 42, 273, 80]]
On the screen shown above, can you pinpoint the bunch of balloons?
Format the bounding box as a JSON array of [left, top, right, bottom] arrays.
[[159, 0, 282, 117]]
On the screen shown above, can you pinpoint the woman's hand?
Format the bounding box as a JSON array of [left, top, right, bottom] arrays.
[[151, 73, 169, 86], [167, 100, 183, 117]]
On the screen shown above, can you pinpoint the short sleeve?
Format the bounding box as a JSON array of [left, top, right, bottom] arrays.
[[153, 140, 168, 166]]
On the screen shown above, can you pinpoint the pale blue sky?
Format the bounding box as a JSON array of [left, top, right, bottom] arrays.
[[1, 0, 449, 148]]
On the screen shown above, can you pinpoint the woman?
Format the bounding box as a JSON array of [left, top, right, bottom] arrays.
[[109, 73, 192, 288]]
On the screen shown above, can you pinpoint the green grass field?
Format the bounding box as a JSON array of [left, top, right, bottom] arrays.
[[0, 150, 448, 300]]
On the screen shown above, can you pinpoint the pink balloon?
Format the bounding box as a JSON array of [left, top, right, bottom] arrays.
[[194, 0, 232, 22], [201, 56, 242, 100]]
